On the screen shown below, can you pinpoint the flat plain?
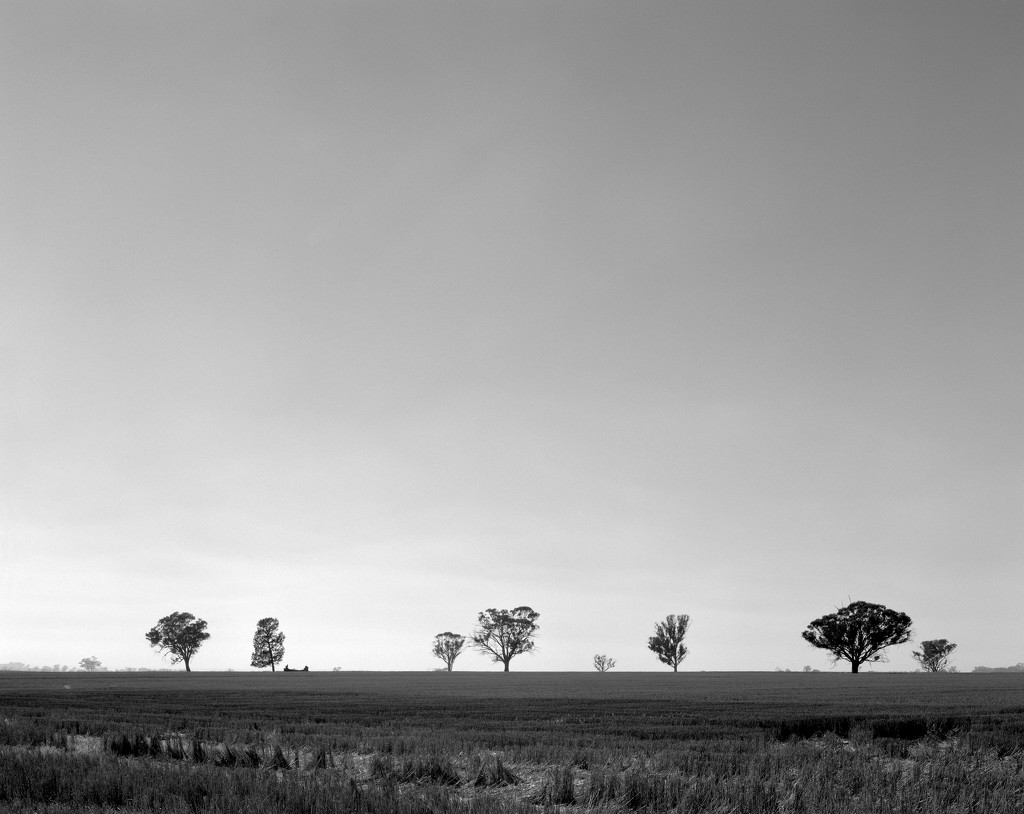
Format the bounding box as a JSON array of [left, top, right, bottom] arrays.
[[2, 670, 1024, 812]]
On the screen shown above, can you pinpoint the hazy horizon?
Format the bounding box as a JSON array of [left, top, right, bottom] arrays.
[[3, 1, 1022, 674], [7, 662, 1022, 674]]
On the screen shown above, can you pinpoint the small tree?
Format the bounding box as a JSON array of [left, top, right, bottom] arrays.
[[912, 639, 957, 673], [432, 632, 467, 671], [593, 654, 616, 672], [802, 600, 912, 673], [79, 656, 102, 672], [251, 617, 286, 671], [145, 611, 210, 672], [648, 614, 690, 671], [472, 607, 540, 672]]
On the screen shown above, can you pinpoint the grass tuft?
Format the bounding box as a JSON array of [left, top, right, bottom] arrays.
[[471, 754, 520, 787], [266, 744, 291, 770], [190, 739, 205, 764], [397, 755, 462, 785], [5, 671, 1024, 813], [211, 743, 237, 767], [531, 765, 575, 805]]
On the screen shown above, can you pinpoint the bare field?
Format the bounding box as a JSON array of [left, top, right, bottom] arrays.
[[2, 671, 1024, 812], [6, 667, 1024, 704]]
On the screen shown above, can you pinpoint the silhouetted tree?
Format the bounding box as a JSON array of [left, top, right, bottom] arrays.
[[802, 600, 912, 673], [432, 632, 467, 671], [145, 611, 210, 672], [79, 656, 102, 672], [593, 654, 616, 672], [472, 607, 539, 672], [648, 614, 690, 671], [251, 617, 286, 671], [912, 639, 957, 673]]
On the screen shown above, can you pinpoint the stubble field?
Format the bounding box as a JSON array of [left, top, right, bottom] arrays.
[[2, 670, 1024, 812]]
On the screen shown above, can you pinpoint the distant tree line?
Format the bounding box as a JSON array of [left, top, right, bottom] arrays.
[[429, 600, 959, 674], [0, 663, 174, 673], [0, 663, 75, 672], [129, 600, 969, 674], [972, 663, 1024, 673], [429, 608, 691, 673], [429, 607, 541, 672]]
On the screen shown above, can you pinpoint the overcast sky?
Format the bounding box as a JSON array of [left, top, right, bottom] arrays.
[[2, 1, 1021, 673]]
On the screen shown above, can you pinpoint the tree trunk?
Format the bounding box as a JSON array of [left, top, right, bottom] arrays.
[[851, 661, 859, 674], [184, 657, 191, 672], [503, 659, 510, 672], [673, 664, 678, 672], [271, 663, 275, 672]]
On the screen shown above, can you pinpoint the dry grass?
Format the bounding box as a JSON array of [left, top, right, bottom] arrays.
[[2, 670, 1023, 812]]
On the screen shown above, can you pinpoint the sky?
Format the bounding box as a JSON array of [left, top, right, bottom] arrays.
[[2, 1, 1022, 674]]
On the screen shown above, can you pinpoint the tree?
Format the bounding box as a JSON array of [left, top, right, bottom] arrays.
[[593, 654, 616, 672], [79, 656, 102, 672], [472, 607, 539, 672], [648, 614, 690, 671], [145, 611, 210, 672], [912, 639, 957, 673], [802, 600, 912, 673], [432, 632, 467, 671], [251, 617, 286, 671]]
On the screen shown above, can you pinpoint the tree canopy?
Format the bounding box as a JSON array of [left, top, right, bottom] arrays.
[[145, 611, 210, 672], [251, 617, 286, 671], [912, 639, 957, 673], [802, 600, 912, 673], [593, 654, 616, 672], [648, 614, 690, 671], [432, 632, 467, 671], [471, 607, 539, 672]]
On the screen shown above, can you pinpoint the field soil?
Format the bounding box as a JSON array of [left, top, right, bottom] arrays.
[[2, 671, 1023, 813]]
